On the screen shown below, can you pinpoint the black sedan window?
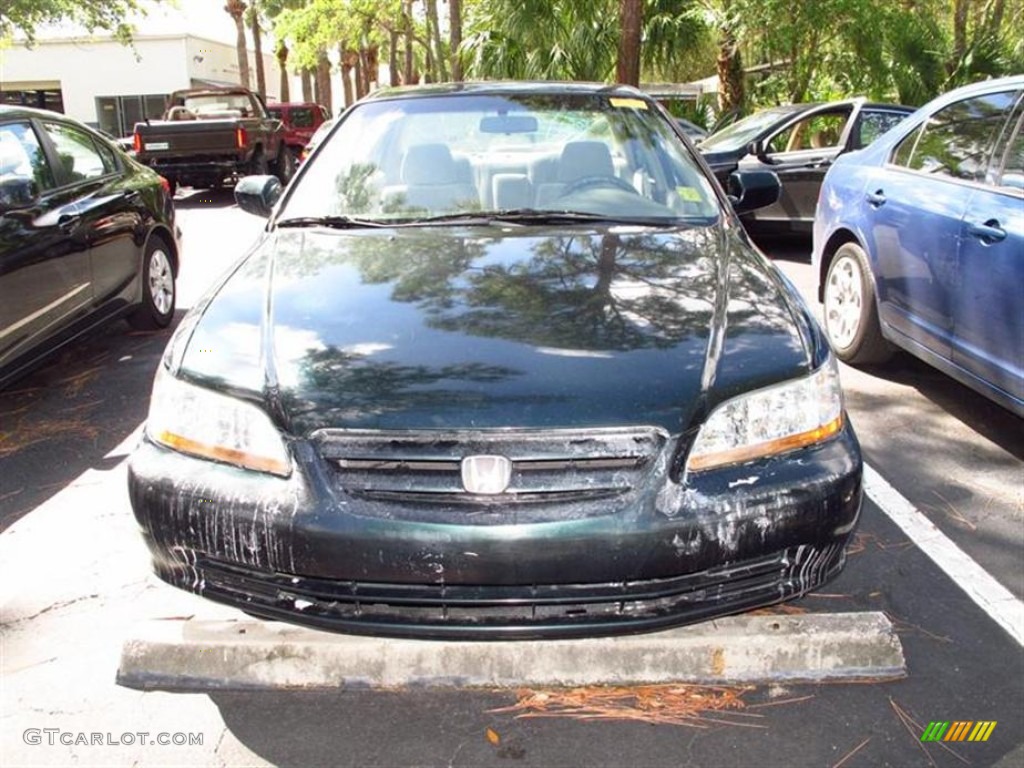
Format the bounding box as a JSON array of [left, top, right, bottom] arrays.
[[41, 122, 113, 184], [0, 121, 55, 202], [766, 111, 849, 153], [852, 110, 908, 149]]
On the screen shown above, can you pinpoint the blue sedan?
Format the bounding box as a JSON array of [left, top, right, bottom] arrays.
[[813, 75, 1023, 417]]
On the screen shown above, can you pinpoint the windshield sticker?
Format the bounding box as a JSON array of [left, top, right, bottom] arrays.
[[676, 186, 703, 202], [609, 98, 648, 110]]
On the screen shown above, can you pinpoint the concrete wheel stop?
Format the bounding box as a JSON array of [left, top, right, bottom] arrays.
[[117, 611, 906, 691]]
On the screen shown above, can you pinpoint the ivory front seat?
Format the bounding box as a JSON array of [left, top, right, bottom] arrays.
[[383, 143, 478, 212], [535, 141, 616, 206]]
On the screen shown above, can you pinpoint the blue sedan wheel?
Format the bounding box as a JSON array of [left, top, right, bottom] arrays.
[[824, 243, 892, 364]]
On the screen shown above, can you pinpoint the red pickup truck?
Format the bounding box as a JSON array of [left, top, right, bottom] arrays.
[[133, 87, 293, 194], [266, 102, 330, 157]]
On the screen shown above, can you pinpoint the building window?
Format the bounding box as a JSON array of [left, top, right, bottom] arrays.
[[96, 94, 169, 138], [1, 89, 64, 113]]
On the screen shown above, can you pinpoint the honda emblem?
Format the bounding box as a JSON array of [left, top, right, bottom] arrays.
[[460, 454, 512, 495]]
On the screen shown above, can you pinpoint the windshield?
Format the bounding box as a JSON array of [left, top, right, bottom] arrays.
[[699, 107, 798, 152], [280, 92, 719, 224], [179, 93, 257, 118]]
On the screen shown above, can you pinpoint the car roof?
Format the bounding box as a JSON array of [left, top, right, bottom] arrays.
[[365, 81, 649, 102], [917, 73, 1024, 112], [0, 104, 70, 121]]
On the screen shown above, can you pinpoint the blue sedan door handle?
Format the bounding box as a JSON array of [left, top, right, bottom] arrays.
[[966, 219, 1007, 244], [865, 190, 886, 207]]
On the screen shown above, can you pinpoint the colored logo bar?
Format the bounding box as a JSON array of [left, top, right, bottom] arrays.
[[921, 721, 997, 742]]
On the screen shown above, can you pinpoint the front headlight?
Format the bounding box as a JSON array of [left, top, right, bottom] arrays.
[[687, 357, 844, 472], [146, 366, 291, 477]]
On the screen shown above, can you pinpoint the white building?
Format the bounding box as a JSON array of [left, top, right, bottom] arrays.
[[0, 1, 285, 137]]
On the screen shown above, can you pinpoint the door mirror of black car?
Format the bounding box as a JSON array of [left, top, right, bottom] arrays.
[[0, 177, 38, 211], [747, 139, 776, 164], [234, 175, 282, 217], [727, 170, 781, 213]]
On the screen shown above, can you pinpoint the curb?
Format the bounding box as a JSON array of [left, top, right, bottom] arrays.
[[117, 611, 905, 691]]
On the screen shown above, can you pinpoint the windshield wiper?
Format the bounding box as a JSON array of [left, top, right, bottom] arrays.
[[275, 215, 391, 229], [406, 209, 680, 227]]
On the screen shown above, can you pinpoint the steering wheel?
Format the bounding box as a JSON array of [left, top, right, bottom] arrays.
[[560, 175, 640, 197]]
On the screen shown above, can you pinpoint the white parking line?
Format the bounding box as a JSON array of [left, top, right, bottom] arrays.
[[863, 464, 1024, 647]]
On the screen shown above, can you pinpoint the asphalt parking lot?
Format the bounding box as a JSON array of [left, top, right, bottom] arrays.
[[1, 191, 1021, 767]]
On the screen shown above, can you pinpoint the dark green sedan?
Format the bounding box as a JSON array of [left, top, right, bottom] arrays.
[[128, 82, 861, 639]]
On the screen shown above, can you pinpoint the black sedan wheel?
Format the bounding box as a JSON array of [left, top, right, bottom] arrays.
[[128, 237, 176, 330], [823, 242, 892, 364]]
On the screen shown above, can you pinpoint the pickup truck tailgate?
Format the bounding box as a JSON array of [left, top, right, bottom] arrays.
[[136, 120, 241, 156]]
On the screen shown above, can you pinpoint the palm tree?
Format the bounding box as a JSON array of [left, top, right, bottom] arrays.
[[616, 0, 643, 85], [276, 41, 290, 101], [225, 0, 251, 89], [450, 0, 463, 81], [248, 2, 267, 100]]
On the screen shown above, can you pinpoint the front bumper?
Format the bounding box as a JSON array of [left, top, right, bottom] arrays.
[[128, 426, 862, 640]]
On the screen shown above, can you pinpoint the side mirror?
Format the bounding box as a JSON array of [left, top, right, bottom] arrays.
[[727, 170, 781, 213], [747, 139, 776, 165], [0, 177, 38, 211], [234, 175, 281, 217]]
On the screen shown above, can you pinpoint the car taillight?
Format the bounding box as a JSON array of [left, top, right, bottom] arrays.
[[236, 127, 247, 149], [133, 132, 142, 153]]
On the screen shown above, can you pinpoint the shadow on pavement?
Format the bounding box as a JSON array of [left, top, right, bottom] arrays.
[[855, 351, 1022, 460], [0, 312, 182, 531]]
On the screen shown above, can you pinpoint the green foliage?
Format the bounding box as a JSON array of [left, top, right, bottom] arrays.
[[261, 0, 1022, 112], [0, 0, 163, 44]]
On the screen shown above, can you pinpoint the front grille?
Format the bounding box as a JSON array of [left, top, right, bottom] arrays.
[[193, 543, 847, 639], [312, 427, 668, 504]]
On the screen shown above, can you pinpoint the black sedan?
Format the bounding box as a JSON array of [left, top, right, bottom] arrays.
[[699, 98, 913, 236], [1, 106, 179, 388], [128, 82, 861, 640]]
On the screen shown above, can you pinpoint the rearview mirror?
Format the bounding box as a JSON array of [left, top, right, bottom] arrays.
[[480, 115, 538, 134], [234, 175, 282, 217], [727, 170, 781, 213]]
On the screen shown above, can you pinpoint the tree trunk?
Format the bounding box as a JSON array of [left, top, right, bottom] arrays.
[[389, 29, 400, 87], [403, 1, 416, 84], [301, 69, 312, 102], [277, 42, 290, 102], [354, 50, 366, 99], [315, 52, 332, 113], [363, 45, 379, 94], [225, 0, 251, 89], [716, 29, 745, 114], [984, 0, 1006, 40], [449, 0, 463, 81], [615, 0, 643, 86], [249, 10, 266, 100], [951, 0, 969, 72], [341, 47, 357, 107], [426, 0, 448, 81]]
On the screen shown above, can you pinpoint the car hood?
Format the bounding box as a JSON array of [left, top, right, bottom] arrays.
[[177, 224, 813, 436]]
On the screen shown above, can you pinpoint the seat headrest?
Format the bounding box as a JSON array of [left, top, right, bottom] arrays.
[[558, 141, 614, 182], [402, 144, 459, 185]]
